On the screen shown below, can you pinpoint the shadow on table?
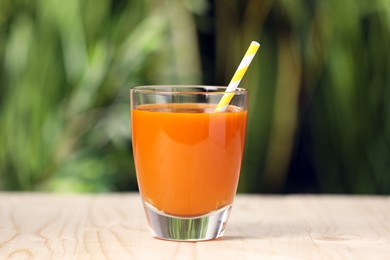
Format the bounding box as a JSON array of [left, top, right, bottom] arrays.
[[220, 220, 311, 241]]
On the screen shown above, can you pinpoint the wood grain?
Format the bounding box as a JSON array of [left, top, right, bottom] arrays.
[[0, 193, 389, 259]]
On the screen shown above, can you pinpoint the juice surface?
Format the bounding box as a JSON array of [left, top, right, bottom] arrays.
[[131, 103, 247, 216]]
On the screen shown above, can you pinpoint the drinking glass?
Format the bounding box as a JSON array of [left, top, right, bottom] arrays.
[[130, 86, 248, 241]]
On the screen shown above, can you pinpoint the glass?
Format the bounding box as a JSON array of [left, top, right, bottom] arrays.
[[130, 86, 248, 241]]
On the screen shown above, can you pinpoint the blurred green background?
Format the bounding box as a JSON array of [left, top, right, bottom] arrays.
[[1, 0, 389, 194]]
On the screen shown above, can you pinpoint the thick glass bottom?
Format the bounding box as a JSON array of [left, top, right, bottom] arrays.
[[143, 202, 232, 241]]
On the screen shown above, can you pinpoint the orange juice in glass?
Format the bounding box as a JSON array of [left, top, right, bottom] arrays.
[[130, 86, 248, 241]]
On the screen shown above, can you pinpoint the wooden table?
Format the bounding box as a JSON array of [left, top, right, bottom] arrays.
[[0, 193, 389, 259]]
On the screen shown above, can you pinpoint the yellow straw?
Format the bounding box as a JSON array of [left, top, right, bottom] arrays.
[[215, 41, 260, 112]]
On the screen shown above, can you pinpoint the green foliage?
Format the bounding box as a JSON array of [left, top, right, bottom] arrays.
[[310, 1, 390, 193], [1, 0, 389, 194], [214, 0, 390, 193], [0, 0, 202, 191]]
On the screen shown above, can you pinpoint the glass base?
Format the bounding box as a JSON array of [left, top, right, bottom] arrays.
[[143, 202, 232, 241]]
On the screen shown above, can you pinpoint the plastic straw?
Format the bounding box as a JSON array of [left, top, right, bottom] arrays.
[[215, 41, 260, 112]]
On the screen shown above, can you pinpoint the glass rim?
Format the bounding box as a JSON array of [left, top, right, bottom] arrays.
[[130, 85, 248, 95]]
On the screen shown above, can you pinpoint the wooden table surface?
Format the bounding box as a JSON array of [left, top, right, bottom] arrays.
[[0, 193, 389, 259]]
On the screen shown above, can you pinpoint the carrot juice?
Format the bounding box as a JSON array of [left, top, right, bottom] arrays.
[[131, 103, 247, 217]]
